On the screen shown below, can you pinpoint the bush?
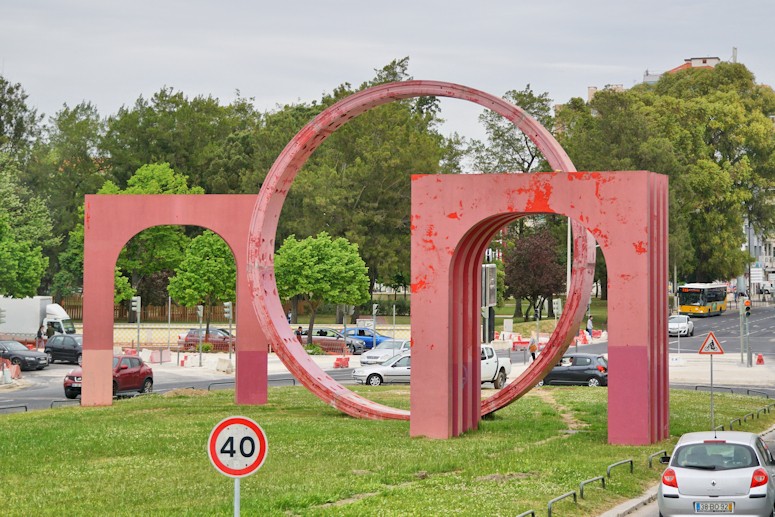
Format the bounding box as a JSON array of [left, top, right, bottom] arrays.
[[304, 344, 325, 355], [202, 343, 213, 353], [360, 298, 411, 316]]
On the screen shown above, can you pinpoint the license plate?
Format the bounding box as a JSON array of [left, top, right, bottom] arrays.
[[695, 501, 733, 513], [71, 382, 81, 387]]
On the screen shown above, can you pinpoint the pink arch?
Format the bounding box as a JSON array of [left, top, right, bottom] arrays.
[[81, 195, 267, 407], [247, 81, 596, 422]]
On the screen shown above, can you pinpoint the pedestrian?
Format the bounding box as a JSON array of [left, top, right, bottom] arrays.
[[586, 315, 593, 340], [287, 310, 292, 324], [46, 322, 55, 339], [36, 324, 45, 350], [528, 331, 538, 361], [295, 326, 303, 343]]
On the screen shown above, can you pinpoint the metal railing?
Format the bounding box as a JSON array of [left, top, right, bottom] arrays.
[[579, 476, 605, 498], [607, 459, 633, 478], [0, 404, 27, 413], [648, 450, 667, 468], [547, 491, 576, 517]]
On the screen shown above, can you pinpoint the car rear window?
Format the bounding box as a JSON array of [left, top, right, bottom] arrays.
[[596, 356, 608, 368], [673, 443, 759, 470]]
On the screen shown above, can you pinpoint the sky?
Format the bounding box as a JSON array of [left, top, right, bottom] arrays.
[[2, 0, 774, 143]]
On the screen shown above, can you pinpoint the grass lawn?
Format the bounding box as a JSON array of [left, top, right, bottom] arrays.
[[3, 386, 773, 516]]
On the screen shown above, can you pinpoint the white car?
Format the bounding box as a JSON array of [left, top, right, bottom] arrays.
[[668, 315, 694, 337], [359, 339, 411, 366], [657, 431, 775, 517], [352, 352, 411, 386]]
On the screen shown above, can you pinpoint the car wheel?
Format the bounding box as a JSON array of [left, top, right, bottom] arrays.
[[64, 388, 79, 400], [76, 354, 82, 366], [46, 351, 54, 364], [112, 381, 118, 397], [690, 328, 694, 337], [366, 374, 383, 386], [348, 345, 355, 355], [494, 370, 507, 389], [11, 357, 21, 366], [140, 378, 153, 394], [588, 377, 601, 387]]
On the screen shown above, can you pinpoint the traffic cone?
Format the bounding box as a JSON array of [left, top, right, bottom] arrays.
[[756, 354, 764, 365]]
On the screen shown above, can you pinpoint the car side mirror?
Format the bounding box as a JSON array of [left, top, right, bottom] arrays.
[[120, 364, 128, 370], [659, 455, 670, 464]]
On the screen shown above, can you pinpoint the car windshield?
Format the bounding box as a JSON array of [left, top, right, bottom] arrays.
[[375, 340, 403, 350], [73, 336, 83, 345], [3, 342, 29, 352], [669, 316, 688, 325], [112, 357, 119, 368], [673, 442, 759, 471]]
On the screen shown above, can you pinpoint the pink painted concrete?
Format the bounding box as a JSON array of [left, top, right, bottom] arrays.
[[246, 80, 597, 425], [411, 172, 669, 443], [82, 195, 266, 407]]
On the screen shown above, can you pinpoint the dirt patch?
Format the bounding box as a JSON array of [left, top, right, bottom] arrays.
[[161, 388, 209, 397]]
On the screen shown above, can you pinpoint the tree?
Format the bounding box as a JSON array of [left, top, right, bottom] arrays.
[[167, 230, 235, 335], [503, 229, 566, 321], [0, 213, 48, 297], [556, 64, 775, 283], [274, 232, 369, 343], [0, 75, 43, 161]]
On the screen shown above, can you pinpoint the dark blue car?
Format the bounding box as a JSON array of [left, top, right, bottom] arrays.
[[342, 327, 391, 350]]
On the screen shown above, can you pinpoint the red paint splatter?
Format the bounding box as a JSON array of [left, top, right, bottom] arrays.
[[447, 212, 460, 219], [633, 241, 647, 254], [412, 277, 428, 293]]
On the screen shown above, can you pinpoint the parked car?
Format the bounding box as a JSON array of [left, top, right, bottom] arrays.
[[342, 327, 391, 350], [668, 315, 694, 337], [537, 353, 608, 387], [657, 431, 775, 517], [0, 340, 49, 370], [64, 355, 154, 399], [177, 328, 235, 351], [352, 351, 411, 385], [299, 327, 364, 354], [359, 339, 411, 365], [45, 334, 83, 365], [353, 345, 512, 387]]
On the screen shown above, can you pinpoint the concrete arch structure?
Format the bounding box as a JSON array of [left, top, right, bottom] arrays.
[[81, 195, 266, 406]]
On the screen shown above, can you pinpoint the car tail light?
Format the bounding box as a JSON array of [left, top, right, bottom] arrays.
[[597, 365, 607, 373], [662, 468, 678, 488], [751, 468, 769, 488]]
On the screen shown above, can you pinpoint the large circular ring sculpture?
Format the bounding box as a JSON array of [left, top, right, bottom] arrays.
[[248, 81, 595, 420]]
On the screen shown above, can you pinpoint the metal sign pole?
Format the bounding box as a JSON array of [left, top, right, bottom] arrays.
[[710, 354, 715, 430], [234, 478, 240, 516]]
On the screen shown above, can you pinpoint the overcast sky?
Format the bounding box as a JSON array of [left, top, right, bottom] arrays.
[[2, 0, 773, 142]]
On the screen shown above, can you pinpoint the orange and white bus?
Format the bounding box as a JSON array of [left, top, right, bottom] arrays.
[[677, 283, 728, 317]]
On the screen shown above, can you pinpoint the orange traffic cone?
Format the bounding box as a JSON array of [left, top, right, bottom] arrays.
[[756, 354, 764, 365]]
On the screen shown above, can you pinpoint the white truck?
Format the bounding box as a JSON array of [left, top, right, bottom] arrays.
[[481, 344, 511, 389], [0, 296, 76, 347]]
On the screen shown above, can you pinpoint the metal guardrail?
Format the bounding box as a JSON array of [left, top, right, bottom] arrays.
[[743, 412, 755, 422], [547, 491, 576, 517], [579, 476, 605, 498], [208, 381, 236, 391], [648, 450, 667, 468], [50, 400, 80, 408], [746, 389, 769, 398], [694, 385, 734, 393], [0, 404, 27, 413], [515, 511, 535, 517], [714, 424, 725, 431], [729, 417, 742, 430], [757, 408, 769, 418], [606, 459, 633, 478]]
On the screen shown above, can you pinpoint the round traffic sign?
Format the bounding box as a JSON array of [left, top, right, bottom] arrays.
[[208, 416, 268, 478]]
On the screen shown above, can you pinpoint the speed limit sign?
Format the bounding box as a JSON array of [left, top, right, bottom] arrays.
[[208, 416, 268, 478]]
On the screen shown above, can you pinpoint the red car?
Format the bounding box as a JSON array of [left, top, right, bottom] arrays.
[[63, 355, 153, 399], [177, 328, 235, 351]]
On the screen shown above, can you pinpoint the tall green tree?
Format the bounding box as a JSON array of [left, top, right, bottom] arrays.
[[274, 232, 369, 342], [556, 63, 775, 283], [167, 230, 235, 334], [0, 75, 43, 161]]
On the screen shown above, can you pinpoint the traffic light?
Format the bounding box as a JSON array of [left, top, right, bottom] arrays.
[[744, 299, 751, 318], [130, 296, 141, 314], [223, 301, 232, 321], [196, 305, 204, 320], [372, 303, 379, 316]]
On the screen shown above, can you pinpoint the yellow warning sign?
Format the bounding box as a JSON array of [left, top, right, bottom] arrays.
[[698, 331, 725, 355]]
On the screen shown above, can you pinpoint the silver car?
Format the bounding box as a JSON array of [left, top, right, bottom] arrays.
[[668, 315, 695, 337], [658, 431, 775, 517], [359, 339, 411, 366], [352, 352, 411, 386]]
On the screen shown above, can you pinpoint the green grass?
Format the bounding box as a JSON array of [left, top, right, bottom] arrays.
[[3, 387, 773, 516]]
